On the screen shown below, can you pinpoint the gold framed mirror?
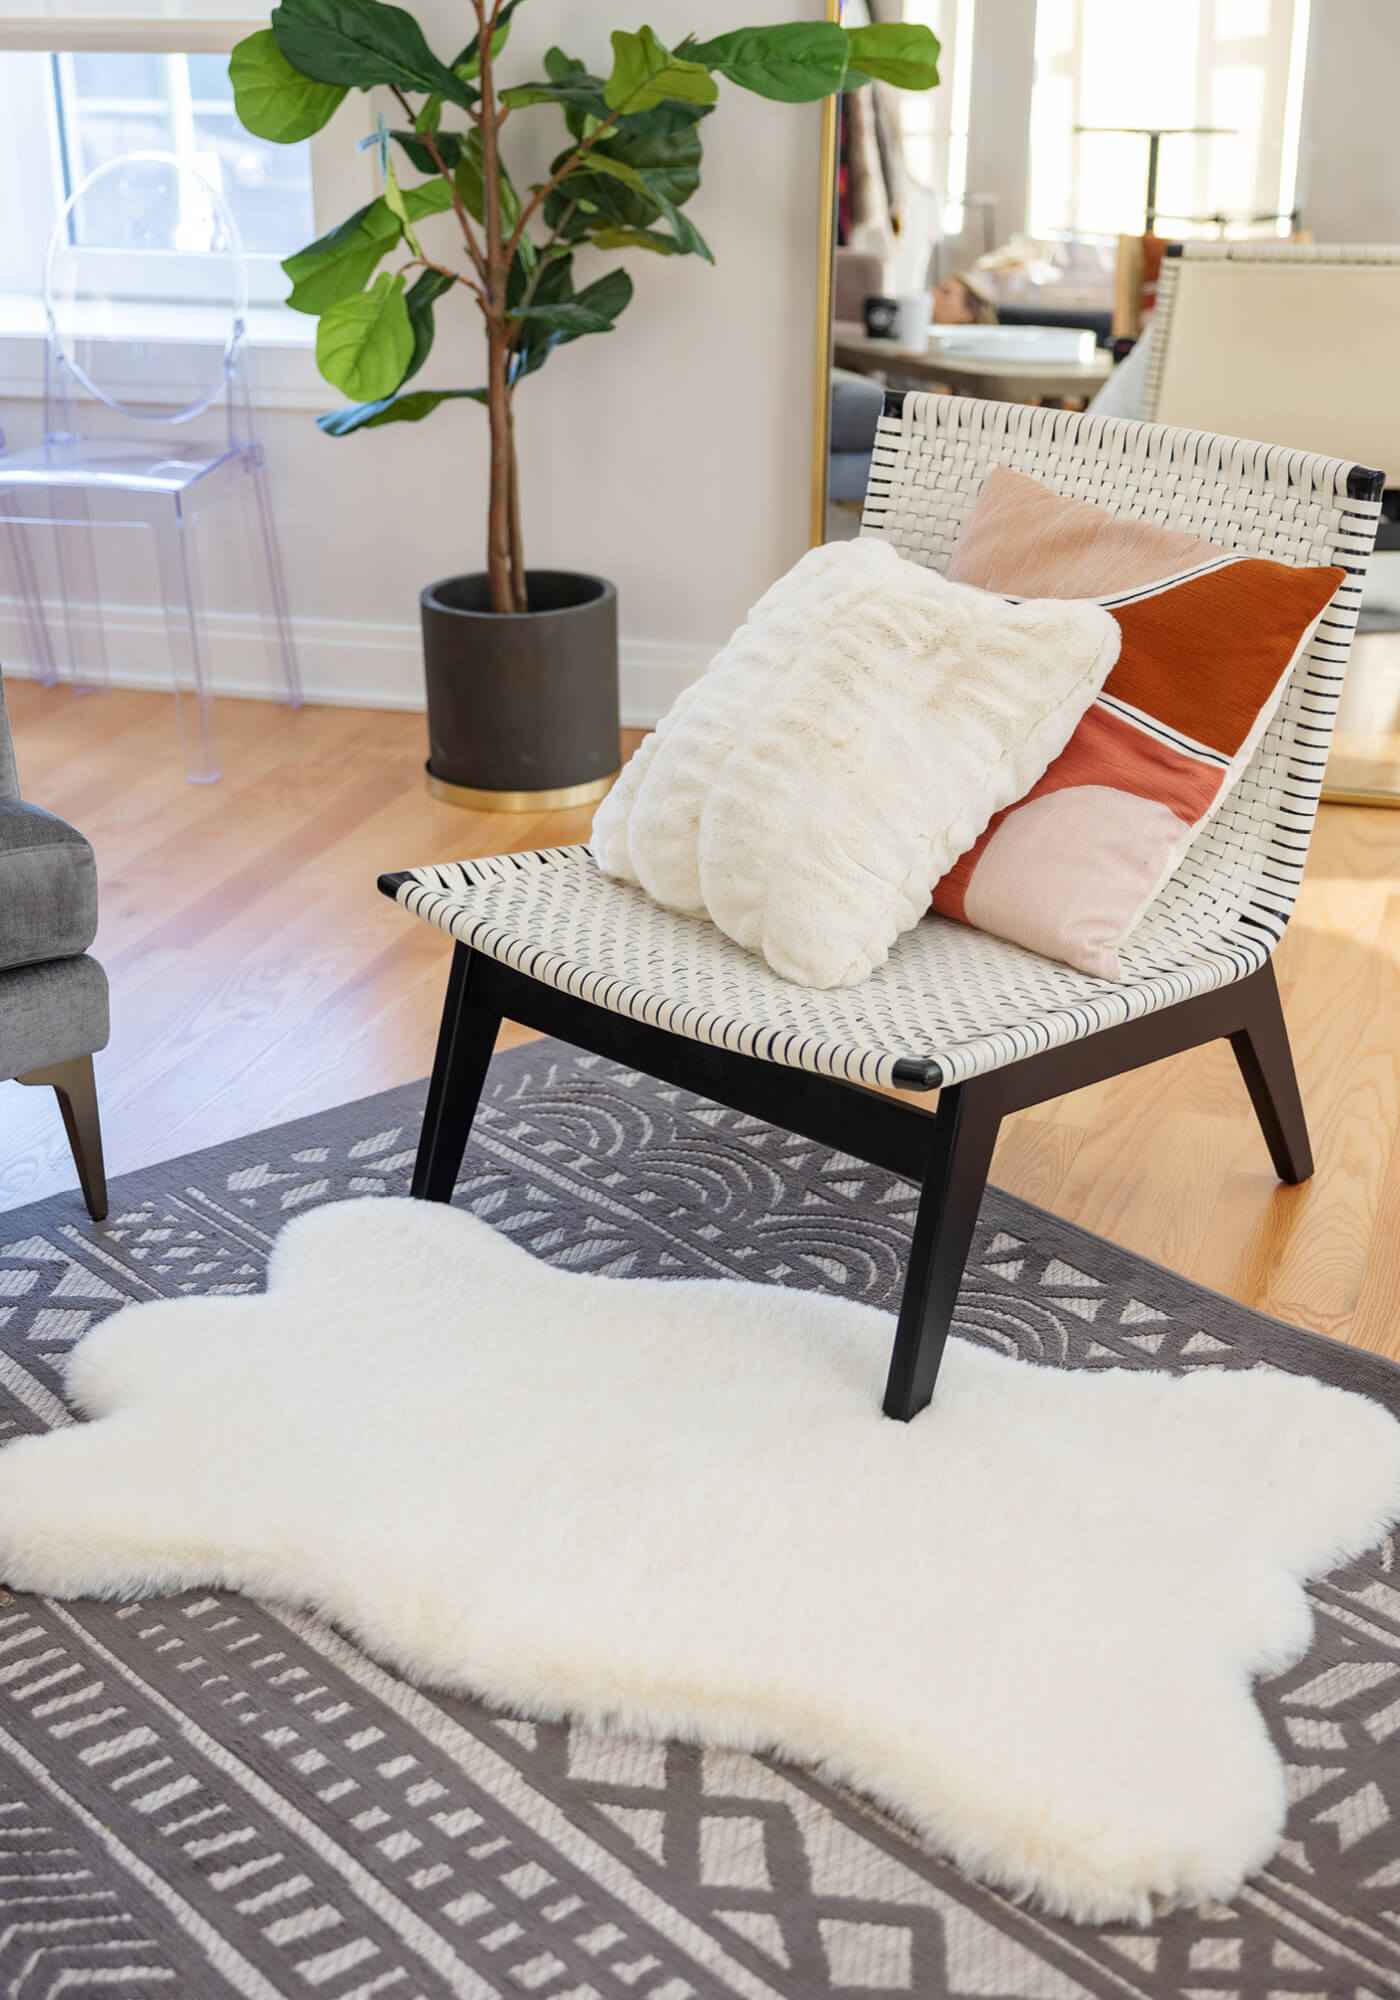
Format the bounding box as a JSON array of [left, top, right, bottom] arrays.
[[809, 0, 842, 549], [808, 1, 1400, 804]]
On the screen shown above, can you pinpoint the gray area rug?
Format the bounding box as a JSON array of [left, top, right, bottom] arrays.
[[0, 1040, 1398, 2000]]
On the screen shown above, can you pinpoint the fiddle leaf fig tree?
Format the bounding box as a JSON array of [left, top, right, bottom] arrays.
[[230, 3, 939, 614]]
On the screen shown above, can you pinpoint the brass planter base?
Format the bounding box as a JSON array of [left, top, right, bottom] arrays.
[[425, 764, 618, 813], [1321, 785, 1400, 808]]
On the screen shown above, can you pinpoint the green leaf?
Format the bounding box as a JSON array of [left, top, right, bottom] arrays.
[[596, 119, 702, 208], [575, 152, 649, 196], [844, 22, 940, 90], [452, 127, 500, 223], [403, 265, 455, 381], [229, 28, 346, 142], [451, 0, 525, 76], [511, 298, 614, 336], [507, 251, 575, 382], [315, 269, 414, 400], [271, 0, 474, 108], [553, 147, 711, 258], [413, 91, 442, 132], [562, 267, 633, 334], [403, 179, 454, 219], [542, 48, 610, 139], [637, 175, 712, 261], [500, 69, 605, 121], [590, 225, 678, 255], [544, 43, 581, 84], [382, 155, 421, 256], [390, 125, 467, 172], [507, 235, 566, 310], [604, 26, 717, 114], [283, 199, 400, 314], [317, 386, 487, 435], [681, 22, 847, 102], [617, 95, 713, 136], [512, 265, 632, 336]]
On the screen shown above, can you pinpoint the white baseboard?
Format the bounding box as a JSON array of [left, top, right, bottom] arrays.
[[0, 596, 711, 728]]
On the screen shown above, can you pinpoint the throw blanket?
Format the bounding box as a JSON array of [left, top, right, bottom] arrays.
[[592, 540, 1119, 989]]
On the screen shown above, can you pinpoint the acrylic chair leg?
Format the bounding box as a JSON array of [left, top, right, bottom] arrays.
[[246, 453, 302, 709], [15, 1054, 108, 1221], [49, 487, 108, 697], [151, 498, 219, 785], [0, 496, 58, 687]]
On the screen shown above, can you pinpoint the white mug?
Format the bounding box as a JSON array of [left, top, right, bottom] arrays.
[[894, 292, 931, 352]]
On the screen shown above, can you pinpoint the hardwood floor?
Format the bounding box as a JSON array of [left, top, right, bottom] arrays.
[[6, 673, 1400, 1365]]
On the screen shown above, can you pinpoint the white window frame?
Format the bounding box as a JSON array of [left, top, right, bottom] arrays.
[[1027, 0, 1312, 244], [47, 47, 308, 305], [0, 12, 380, 404]]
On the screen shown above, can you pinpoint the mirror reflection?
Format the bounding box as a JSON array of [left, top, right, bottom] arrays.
[[820, 0, 1400, 801]]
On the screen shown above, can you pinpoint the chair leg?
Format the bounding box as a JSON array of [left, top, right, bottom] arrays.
[[882, 1080, 1002, 1422], [49, 487, 109, 697], [1228, 961, 1313, 1184], [15, 1054, 108, 1221], [412, 944, 503, 1202], [245, 453, 303, 710], [151, 499, 219, 785], [0, 494, 59, 687]]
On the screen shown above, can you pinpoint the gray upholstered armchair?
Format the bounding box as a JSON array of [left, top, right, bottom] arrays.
[[0, 670, 108, 1218]]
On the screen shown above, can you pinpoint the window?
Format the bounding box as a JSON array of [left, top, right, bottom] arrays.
[[57, 51, 314, 259], [890, 0, 976, 237], [841, 0, 976, 239], [0, 46, 316, 306], [1028, 0, 1311, 241]]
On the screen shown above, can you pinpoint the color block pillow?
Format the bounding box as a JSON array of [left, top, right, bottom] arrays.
[[931, 469, 1345, 979]]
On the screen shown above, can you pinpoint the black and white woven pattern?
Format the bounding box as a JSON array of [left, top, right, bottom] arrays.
[[392, 396, 1379, 1091]]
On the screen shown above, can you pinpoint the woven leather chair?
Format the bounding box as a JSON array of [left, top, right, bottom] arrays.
[[0, 668, 108, 1218], [381, 394, 1380, 1419]]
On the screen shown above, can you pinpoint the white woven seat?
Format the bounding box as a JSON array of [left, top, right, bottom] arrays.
[[393, 846, 1270, 1091], [388, 393, 1379, 1090], [383, 393, 1380, 1419]]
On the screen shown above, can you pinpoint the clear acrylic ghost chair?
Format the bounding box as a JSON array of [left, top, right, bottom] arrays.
[[0, 151, 302, 783]]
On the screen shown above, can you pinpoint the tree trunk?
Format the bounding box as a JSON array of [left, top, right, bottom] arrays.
[[485, 325, 514, 614], [479, 15, 518, 616], [505, 390, 526, 612]]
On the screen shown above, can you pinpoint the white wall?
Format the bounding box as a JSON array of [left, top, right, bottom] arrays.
[[0, 1, 826, 722], [1295, 0, 1400, 244]]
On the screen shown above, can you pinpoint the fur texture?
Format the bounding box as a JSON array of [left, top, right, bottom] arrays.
[[0, 1194, 1396, 1925], [591, 540, 1120, 987]]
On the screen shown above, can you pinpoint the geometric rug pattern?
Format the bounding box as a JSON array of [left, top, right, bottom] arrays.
[[0, 1039, 1398, 1999]]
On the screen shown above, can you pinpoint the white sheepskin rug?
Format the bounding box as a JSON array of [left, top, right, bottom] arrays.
[[1, 1193, 1398, 1927]]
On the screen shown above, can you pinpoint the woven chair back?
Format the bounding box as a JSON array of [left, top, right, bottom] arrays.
[[862, 392, 1380, 961]]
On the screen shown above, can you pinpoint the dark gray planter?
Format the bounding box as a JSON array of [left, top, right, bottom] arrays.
[[421, 570, 620, 810]]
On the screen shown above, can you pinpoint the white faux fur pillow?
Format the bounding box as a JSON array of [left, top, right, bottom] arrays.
[[592, 539, 1120, 989], [589, 541, 875, 911]]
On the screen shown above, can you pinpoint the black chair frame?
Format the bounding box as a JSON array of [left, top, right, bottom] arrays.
[[385, 899, 1311, 1423]]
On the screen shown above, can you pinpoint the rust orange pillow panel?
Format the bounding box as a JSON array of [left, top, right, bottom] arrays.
[[930, 532, 1344, 979]]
